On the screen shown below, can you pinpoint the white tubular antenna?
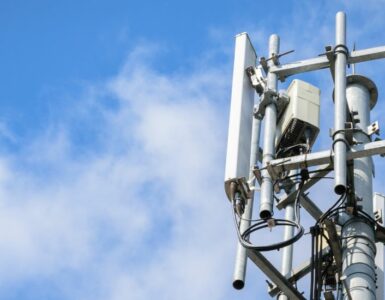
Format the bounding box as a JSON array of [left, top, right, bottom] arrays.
[[224, 32, 257, 289], [224, 32, 256, 184]]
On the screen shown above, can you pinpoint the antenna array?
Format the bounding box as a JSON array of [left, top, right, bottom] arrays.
[[224, 12, 385, 300]]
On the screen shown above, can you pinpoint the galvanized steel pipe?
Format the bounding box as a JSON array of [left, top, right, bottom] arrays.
[[277, 202, 295, 300], [333, 11, 348, 195], [259, 34, 279, 219], [232, 117, 262, 289]]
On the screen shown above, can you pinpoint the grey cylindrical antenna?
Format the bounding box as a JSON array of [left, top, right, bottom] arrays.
[[232, 118, 262, 289], [259, 34, 279, 219], [333, 11, 348, 194]]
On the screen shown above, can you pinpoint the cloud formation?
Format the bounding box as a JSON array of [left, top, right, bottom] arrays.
[[0, 41, 249, 300]]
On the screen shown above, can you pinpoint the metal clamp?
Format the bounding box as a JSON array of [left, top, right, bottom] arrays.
[[254, 89, 278, 120], [224, 177, 250, 203], [367, 121, 380, 136], [260, 50, 294, 75], [246, 66, 266, 95], [331, 125, 357, 148], [334, 44, 349, 58], [254, 90, 289, 120]]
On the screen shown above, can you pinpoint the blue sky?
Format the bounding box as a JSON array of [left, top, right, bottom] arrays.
[[1, 1, 385, 299]]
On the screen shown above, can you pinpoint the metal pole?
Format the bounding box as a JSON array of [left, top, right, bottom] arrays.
[[342, 75, 377, 300], [277, 171, 297, 300], [277, 203, 295, 300], [334, 11, 348, 195], [259, 34, 279, 219], [233, 117, 262, 289]]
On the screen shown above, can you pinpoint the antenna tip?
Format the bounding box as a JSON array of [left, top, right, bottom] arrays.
[[259, 210, 272, 219], [334, 184, 346, 195], [233, 279, 245, 290]]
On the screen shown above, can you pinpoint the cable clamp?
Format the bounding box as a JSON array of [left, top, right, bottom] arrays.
[[332, 137, 350, 151], [333, 44, 349, 58], [267, 218, 276, 230]]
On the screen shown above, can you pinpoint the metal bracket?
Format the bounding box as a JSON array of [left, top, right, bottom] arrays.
[[330, 122, 376, 148], [246, 65, 266, 95], [324, 45, 335, 81], [367, 121, 380, 136], [351, 110, 360, 125], [344, 122, 354, 145], [254, 89, 278, 120], [224, 177, 250, 202], [254, 90, 289, 120], [271, 53, 279, 66], [253, 165, 263, 187], [375, 209, 383, 224]]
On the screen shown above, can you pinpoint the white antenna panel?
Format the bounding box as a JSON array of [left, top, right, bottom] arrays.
[[224, 33, 256, 184]]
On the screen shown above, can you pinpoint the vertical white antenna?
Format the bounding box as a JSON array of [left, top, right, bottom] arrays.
[[224, 32, 256, 289]]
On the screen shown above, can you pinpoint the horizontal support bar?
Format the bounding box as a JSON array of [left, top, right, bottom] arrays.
[[270, 56, 329, 80], [267, 140, 385, 179], [269, 45, 385, 80], [246, 249, 306, 300], [349, 45, 385, 64]]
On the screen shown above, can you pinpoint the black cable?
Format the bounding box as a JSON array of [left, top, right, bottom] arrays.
[[320, 256, 333, 282], [231, 179, 305, 252], [310, 227, 315, 300], [356, 209, 377, 226], [276, 143, 308, 158], [318, 231, 323, 300], [317, 193, 347, 225], [314, 229, 319, 299], [310, 192, 347, 299], [235, 214, 304, 251]]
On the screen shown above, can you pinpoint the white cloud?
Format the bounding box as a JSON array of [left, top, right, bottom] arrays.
[[0, 42, 251, 300]]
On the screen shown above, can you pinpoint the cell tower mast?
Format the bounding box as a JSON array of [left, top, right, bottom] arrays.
[[225, 11, 385, 299]]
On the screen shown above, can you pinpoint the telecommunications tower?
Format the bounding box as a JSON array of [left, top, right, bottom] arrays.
[[224, 12, 385, 299]]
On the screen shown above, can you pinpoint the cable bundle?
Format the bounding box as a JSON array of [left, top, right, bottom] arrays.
[[231, 180, 305, 252]]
